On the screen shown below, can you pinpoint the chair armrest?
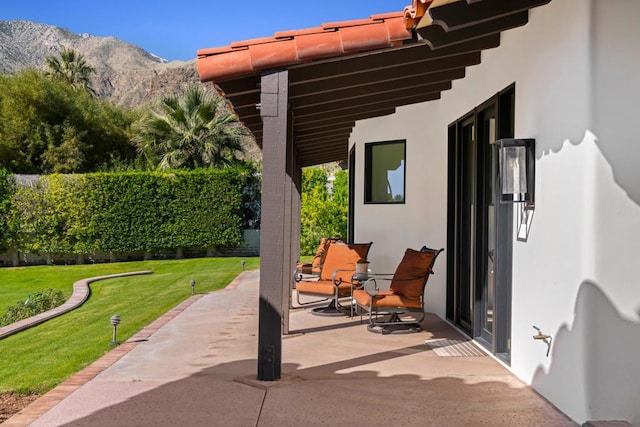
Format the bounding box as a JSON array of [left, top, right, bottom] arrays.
[[293, 268, 321, 283], [293, 267, 311, 282], [363, 278, 381, 296], [363, 273, 394, 278], [331, 268, 356, 285], [388, 271, 432, 282], [359, 272, 429, 294]]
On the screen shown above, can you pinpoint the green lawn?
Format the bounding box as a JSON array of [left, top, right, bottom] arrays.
[[0, 257, 259, 394]]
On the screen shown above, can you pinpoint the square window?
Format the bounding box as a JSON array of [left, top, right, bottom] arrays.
[[364, 140, 406, 204]]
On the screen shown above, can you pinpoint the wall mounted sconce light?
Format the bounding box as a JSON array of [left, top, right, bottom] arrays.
[[494, 138, 535, 207]]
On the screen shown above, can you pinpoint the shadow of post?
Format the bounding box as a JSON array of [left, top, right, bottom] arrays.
[[52, 354, 576, 427]]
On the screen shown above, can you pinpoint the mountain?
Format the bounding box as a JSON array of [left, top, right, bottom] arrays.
[[0, 20, 262, 160], [0, 20, 207, 109]]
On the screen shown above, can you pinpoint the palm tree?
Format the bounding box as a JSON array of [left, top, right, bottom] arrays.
[[134, 86, 248, 170], [45, 48, 95, 93]]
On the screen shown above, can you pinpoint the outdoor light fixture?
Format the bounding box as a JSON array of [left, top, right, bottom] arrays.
[[493, 138, 535, 206], [241, 260, 246, 270], [190, 279, 196, 295], [109, 315, 121, 346]]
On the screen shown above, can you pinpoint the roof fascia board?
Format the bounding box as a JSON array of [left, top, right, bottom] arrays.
[[427, 0, 551, 31], [418, 12, 529, 49]]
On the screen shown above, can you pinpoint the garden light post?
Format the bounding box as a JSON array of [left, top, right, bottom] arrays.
[[109, 315, 121, 346], [190, 279, 196, 295], [241, 260, 246, 270]]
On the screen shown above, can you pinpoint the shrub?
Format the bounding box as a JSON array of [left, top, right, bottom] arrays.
[[0, 289, 66, 327]]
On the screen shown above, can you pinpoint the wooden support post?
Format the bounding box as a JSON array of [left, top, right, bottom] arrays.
[[285, 142, 301, 335], [258, 69, 291, 381], [282, 106, 302, 335]]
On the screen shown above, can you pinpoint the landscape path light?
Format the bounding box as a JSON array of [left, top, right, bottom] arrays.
[[109, 315, 121, 346], [190, 279, 196, 295]]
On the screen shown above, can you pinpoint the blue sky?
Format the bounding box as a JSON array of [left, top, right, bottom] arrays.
[[1, 1, 411, 61]]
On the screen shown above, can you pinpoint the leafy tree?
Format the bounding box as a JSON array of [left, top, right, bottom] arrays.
[[300, 167, 348, 255], [0, 69, 137, 173], [133, 85, 248, 170], [45, 48, 95, 93]]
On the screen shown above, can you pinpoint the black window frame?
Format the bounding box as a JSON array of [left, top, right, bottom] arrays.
[[364, 139, 406, 205]]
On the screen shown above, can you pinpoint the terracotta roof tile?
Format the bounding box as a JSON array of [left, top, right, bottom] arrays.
[[322, 18, 378, 28], [371, 11, 410, 20], [404, 0, 433, 28], [229, 36, 279, 49], [295, 32, 344, 61], [294, 27, 327, 36], [197, 12, 412, 83], [195, 0, 552, 167]]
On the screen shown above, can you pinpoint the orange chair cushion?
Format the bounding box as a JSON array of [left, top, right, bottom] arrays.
[[320, 242, 371, 283], [310, 238, 328, 270], [296, 279, 353, 297], [389, 248, 435, 299], [297, 237, 344, 275], [353, 289, 422, 309], [295, 263, 316, 275]]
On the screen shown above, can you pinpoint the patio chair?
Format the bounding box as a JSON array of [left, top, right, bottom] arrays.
[[295, 240, 372, 316], [352, 246, 443, 334], [293, 237, 344, 279]]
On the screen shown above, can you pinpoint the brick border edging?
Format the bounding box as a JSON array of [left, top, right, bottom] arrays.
[[4, 270, 253, 426], [0, 271, 153, 340]]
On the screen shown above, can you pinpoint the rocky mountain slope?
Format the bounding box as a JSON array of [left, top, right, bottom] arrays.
[[0, 20, 205, 109], [0, 20, 262, 160]]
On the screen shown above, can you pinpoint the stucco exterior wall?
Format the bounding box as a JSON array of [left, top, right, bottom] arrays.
[[350, 0, 640, 424]]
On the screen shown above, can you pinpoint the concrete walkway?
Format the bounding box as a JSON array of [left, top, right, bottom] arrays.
[[6, 270, 577, 426]]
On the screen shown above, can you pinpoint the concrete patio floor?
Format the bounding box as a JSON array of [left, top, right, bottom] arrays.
[[6, 270, 577, 426]]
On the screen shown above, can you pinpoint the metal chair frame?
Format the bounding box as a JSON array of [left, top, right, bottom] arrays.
[[291, 237, 344, 308], [354, 247, 444, 334], [294, 268, 354, 314]]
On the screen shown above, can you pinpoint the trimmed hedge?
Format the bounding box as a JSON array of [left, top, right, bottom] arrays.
[[2, 167, 258, 261], [0, 169, 13, 252]]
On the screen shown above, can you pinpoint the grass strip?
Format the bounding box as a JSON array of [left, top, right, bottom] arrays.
[[0, 257, 259, 394]]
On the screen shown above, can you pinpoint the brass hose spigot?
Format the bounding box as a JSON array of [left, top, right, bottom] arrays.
[[532, 326, 552, 357]]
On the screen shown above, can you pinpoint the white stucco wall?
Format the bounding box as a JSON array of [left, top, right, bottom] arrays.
[[350, 112, 449, 314], [350, 0, 640, 424]]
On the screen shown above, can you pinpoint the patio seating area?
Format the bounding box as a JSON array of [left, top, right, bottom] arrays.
[[8, 270, 576, 426], [294, 240, 372, 316], [294, 242, 445, 336]]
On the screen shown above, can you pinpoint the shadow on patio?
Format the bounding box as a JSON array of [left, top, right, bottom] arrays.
[[16, 271, 575, 426], [47, 348, 576, 426]]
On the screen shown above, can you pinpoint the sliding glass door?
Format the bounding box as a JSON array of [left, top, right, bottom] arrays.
[[447, 85, 514, 362]]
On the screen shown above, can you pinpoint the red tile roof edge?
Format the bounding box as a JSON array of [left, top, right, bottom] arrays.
[[197, 12, 412, 83], [404, 0, 434, 28]]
